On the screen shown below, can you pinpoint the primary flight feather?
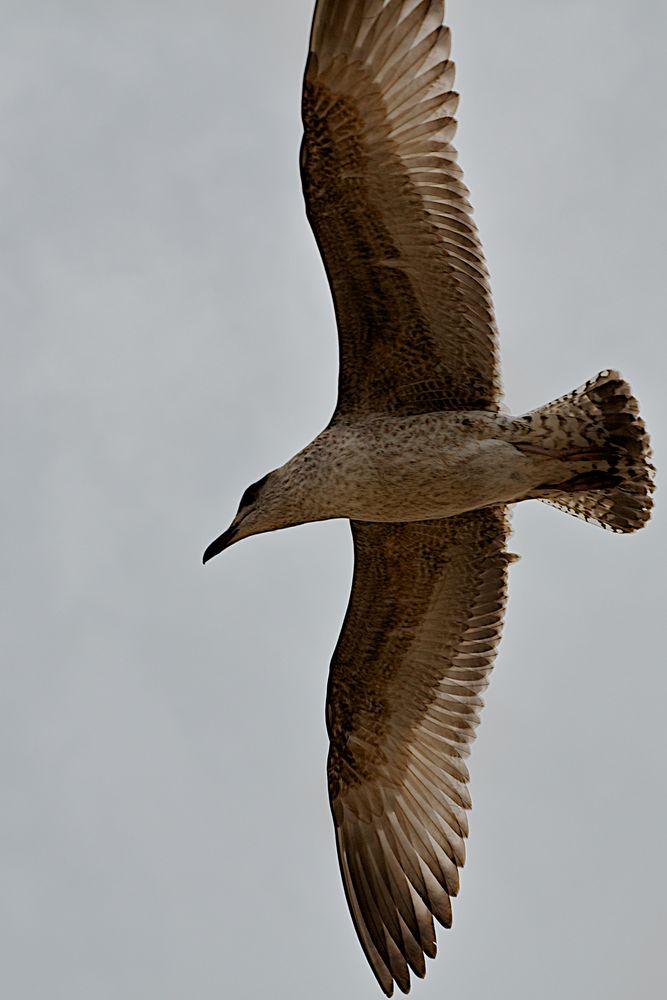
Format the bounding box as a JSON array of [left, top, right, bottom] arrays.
[[204, 1, 654, 994]]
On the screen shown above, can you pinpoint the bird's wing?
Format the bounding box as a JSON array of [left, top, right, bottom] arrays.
[[327, 507, 511, 995], [302, 0, 501, 418]]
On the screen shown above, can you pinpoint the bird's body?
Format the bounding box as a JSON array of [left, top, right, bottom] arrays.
[[300, 411, 543, 521], [255, 410, 610, 525], [204, 1, 655, 994]]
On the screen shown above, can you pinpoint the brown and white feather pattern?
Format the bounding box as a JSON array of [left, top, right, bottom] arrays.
[[523, 370, 655, 533], [326, 507, 511, 995], [302, 0, 501, 417]]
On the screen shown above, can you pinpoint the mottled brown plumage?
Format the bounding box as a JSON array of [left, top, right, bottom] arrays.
[[204, 1, 655, 995], [327, 510, 510, 994], [301, 0, 500, 417]]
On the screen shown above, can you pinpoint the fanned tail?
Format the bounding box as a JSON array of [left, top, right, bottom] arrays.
[[527, 370, 655, 533]]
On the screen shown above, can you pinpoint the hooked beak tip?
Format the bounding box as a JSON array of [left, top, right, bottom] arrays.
[[202, 525, 238, 565]]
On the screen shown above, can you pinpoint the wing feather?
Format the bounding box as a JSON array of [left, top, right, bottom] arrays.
[[326, 508, 510, 994], [303, 0, 501, 416]]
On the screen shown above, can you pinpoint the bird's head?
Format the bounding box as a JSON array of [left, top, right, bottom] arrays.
[[203, 434, 341, 564], [203, 471, 282, 563], [202, 456, 328, 563]]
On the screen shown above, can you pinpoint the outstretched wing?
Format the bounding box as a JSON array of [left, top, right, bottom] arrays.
[[327, 508, 511, 995], [302, 0, 501, 418]]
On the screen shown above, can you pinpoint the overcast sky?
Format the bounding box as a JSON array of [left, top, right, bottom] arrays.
[[2, 2, 666, 998]]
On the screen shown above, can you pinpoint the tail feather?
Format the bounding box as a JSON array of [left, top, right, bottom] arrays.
[[527, 370, 655, 533]]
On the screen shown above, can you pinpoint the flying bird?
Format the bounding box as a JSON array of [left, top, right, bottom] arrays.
[[204, 1, 654, 994]]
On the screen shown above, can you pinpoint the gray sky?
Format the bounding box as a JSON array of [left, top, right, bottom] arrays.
[[2, 1, 666, 997]]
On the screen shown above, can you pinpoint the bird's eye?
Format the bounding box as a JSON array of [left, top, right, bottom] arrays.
[[239, 473, 269, 510]]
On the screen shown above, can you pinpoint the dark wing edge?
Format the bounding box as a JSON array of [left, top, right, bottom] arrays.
[[326, 508, 512, 994], [302, 0, 502, 417]]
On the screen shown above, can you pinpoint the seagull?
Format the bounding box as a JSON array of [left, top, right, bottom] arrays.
[[204, 1, 654, 994]]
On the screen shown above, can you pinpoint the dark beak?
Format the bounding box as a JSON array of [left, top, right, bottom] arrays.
[[202, 523, 240, 564]]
